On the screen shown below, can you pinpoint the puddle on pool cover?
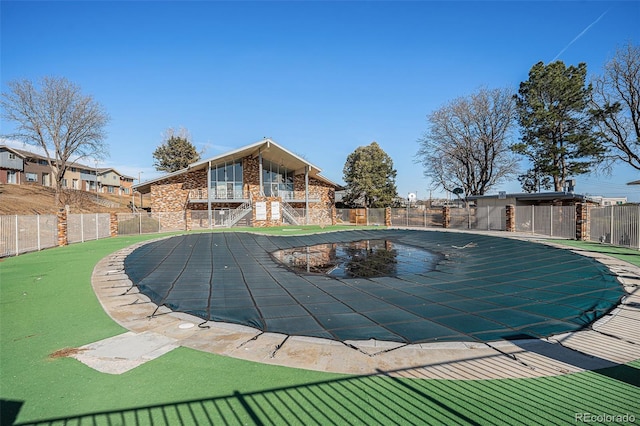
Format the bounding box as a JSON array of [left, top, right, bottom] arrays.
[[272, 239, 442, 278]]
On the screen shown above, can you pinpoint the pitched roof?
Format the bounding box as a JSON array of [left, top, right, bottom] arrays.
[[0, 145, 27, 158], [134, 138, 340, 193]]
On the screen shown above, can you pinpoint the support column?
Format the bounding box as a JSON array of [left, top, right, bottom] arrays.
[[505, 204, 516, 232], [57, 210, 68, 247], [186, 210, 192, 231], [442, 206, 450, 228], [110, 212, 118, 237], [385, 207, 391, 226], [576, 202, 590, 241]]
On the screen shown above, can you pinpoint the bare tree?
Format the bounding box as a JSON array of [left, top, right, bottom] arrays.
[[590, 42, 640, 171], [1, 77, 110, 206], [416, 87, 519, 197]]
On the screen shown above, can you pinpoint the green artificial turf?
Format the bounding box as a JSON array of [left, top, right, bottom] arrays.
[[547, 239, 640, 267], [1, 230, 639, 425]]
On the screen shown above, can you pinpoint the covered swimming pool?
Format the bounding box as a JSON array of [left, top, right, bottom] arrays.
[[124, 229, 624, 344]]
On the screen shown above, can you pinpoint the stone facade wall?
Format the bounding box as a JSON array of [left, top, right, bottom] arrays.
[[252, 196, 284, 227], [244, 156, 261, 200], [290, 176, 335, 225], [150, 169, 207, 212], [148, 155, 337, 228]]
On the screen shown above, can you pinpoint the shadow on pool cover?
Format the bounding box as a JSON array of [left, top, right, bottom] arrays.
[[124, 229, 625, 344]]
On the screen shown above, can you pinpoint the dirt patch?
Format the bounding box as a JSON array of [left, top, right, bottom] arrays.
[[49, 347, 88, 359], [0, 184, 136, 215]]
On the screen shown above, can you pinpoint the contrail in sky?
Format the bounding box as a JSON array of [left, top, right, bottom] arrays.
[[551, 9, 609, 62]]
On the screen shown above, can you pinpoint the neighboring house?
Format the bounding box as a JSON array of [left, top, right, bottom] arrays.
[[589, 196, 628, 206], [63, 163, 98, 192], [467, 191, 600, 208], [96, 168, 134, 196], [133, 138, 341, 227], [22, 150, 53, 187], [118, 173, 135, 195], [0, 144, 134, 197], [0, 146, 26, 184]]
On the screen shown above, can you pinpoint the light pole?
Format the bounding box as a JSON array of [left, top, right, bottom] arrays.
[[138, 171, 143, 209], [95, 160, 99, 200]]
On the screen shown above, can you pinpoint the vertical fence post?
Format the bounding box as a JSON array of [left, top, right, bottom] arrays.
[[139, 212, 142, 234], [15, 215, 19, 255], [550, 206, 554, 237], [487, 206, 490, 230], [637, 206, 640, 250], [531, 206, 535, 234], [610, 206, 614, 245], [96, 213, 99, 240], [37, 214, 41, 251]]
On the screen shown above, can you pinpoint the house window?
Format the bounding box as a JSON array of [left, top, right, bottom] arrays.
[[262, 160, 294, 198], [62, 178, 68, 188], [26, 172, 38, 182], [210, 160, 243, 199], [72, 179, 79, 189], [8, 153, 16, 160], [7, 170, 17, 183]]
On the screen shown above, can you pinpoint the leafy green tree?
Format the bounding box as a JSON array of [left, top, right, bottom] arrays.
[[342, 141, 398, 208], [513, 61, 605, 192], [152, 128, 200, 172]]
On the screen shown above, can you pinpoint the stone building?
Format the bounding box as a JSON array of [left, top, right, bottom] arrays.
[[133, 138, 341, 228]]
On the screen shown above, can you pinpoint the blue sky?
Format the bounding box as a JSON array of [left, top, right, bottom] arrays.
[[2, 1, 639, 201]]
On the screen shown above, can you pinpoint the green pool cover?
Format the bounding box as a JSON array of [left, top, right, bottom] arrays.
[[124, 229, 624, 344]]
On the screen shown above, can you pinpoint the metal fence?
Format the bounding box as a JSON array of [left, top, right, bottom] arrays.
[[2, 204, 638, 256], [589, 205, 639, 249], [117, 212, 186, 235], [515, 205, 576, 239], [0, 215, 57, 257], [67, 213, 111, 244]]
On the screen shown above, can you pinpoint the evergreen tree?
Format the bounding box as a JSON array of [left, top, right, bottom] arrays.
[[343, 142, 398, 208], [513, 61, 605, 191], [152, 128, 200, 172]]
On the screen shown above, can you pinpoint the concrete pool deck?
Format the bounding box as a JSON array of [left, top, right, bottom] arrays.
[[82, 230, 640, 379]]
